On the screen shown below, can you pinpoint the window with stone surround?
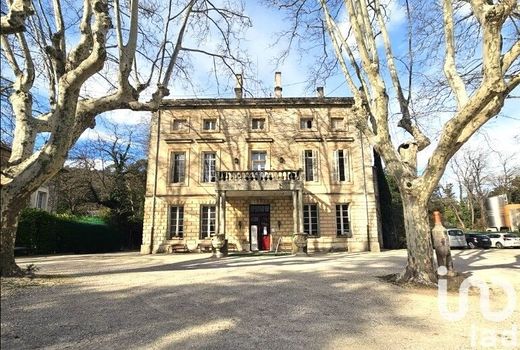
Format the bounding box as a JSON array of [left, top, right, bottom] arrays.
[[333, 149, 351, 182], [251, 118, 265, 130], [331, 117, 344, 131], [200, 205, 216, 238], [336, 204, 351, 237], [302, 150, 318, 182], [172, 118, 189, 132], [36, 191, 47, 210], [300, 117, 314, 130], [169, 206, 184, 238], [170, 152, 186, 184], [202, 118, 217, 131], [303, 204, 319, 236], [251, 151, 267, 171], [202, 152, 217, 182]]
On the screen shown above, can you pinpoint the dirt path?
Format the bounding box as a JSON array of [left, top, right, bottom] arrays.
[[1, 249, 519, 349]]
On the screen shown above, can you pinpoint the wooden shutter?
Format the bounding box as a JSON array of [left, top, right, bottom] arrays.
[[301, 150, 306, 179], [332, 150, 339, 182], [312, 150, 319, 182], [345, 149, 351, 182]]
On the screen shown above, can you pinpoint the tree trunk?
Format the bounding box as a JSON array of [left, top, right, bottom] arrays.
[[398, 193, 437, 285], [478, 198, 487, 229], [0, 190, 27, 277]]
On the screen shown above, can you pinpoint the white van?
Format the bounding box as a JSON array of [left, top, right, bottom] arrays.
[[446, 228, 467, 248]]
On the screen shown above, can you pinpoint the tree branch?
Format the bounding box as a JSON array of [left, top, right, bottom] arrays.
[[442, 0, 468, 107], [0, 0, 33, 35]]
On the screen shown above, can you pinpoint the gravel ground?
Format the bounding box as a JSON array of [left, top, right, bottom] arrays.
[[1, 249, 519, 350]]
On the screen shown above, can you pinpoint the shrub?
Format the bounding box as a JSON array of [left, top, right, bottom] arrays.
[[16, 209, 123, 255]]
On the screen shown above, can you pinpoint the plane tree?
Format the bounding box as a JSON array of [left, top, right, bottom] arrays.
[[270, 0, 519, 284], [0, 0, 251, 276]]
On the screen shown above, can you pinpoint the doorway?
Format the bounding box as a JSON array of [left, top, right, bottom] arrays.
[[249, 204, 271, 251]]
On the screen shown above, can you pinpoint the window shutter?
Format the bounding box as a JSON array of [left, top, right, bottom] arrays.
[[201, 153, 205, 182], [301, 150, 305, 179], [170, 152, 174, 183], [179, 153, 186, 182], [346, 149, 351, 182], [332, 150, 339, 182], [312, 150, 319, 182], [215, 152, 220, 181]]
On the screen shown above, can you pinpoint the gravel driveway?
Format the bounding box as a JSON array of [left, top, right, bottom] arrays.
[[1, 249, 519, 350]]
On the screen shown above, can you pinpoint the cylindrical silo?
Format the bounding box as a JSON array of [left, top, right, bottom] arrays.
[[485, 194, 508, 229]]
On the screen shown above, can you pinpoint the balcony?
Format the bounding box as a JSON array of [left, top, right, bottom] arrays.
[[215, 170, 302, 192]]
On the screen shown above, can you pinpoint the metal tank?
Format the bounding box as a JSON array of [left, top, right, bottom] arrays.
[[485, 194, 508, 230]]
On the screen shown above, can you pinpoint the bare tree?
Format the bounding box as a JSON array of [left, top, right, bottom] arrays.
[[491, 152, 519, 202], [271, 0, 519, 284], [0, 0, 251, 276], [451, 149, 492, 229]]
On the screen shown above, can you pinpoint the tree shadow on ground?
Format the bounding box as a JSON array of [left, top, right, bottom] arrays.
[[452, 249, 520, 271], [1, 258, 429, 350], [17, 252, 408, 279]]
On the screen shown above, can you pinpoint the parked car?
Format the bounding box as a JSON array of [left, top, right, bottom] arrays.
[[446, 228, 467, 248], [465, 233, 492, 249], [487, 232, 520, 248]]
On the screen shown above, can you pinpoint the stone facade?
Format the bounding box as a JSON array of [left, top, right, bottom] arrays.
[[141, 81, 382, 254]]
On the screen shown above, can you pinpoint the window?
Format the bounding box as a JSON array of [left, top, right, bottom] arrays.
[[300, 117, 314, 129], [303, 204, 319, 236], [170, 152, 186, 183], [303, 150, 318, 182], [169, 206, 184, 238], [333, 149, 350, 182], [251, 151, 267, 171], [202, 152, 217, 182], [331, 118, 344, 130], [251, 118, 265, 130], [172, 119, 188, 132], [200, 206, 216, 238], [203, 118, 217, 131], [36, 191, 47, 210], [336, 204, 351, 237]]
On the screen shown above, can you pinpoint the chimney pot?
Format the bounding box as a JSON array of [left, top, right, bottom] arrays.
[[274, 72, 282, 98], [234, 74, 243, 99], [317, 87, 324, 98]]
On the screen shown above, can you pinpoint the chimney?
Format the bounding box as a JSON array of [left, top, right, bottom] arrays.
[[274, 72, 282, 98], [234, 74, 243, 99], [316, 86, 324, 98]]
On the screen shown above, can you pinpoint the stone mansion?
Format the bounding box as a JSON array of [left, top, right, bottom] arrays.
[[141, 73, 382, 254]]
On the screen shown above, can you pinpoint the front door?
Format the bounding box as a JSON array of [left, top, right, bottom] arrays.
[[250, 205, 270, 251]]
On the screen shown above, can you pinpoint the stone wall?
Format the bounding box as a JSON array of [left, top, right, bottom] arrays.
[[141, 99, 381, 254]]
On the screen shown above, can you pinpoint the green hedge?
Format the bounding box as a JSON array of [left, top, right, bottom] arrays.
[[16, 209, 123, 255]]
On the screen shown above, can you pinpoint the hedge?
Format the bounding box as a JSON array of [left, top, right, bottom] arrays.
[[16, 209, 123, 255]]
